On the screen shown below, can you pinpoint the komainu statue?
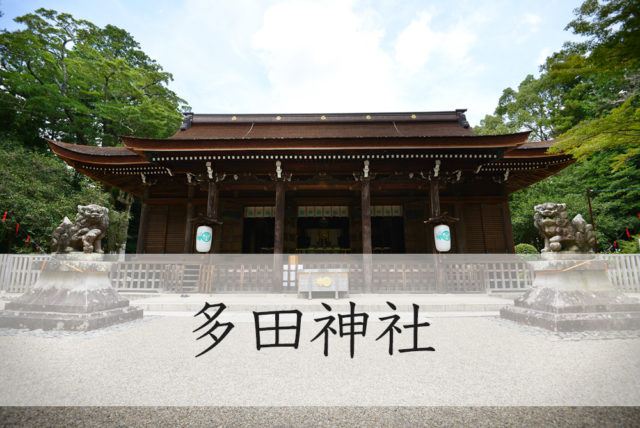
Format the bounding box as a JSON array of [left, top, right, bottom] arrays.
[[51, 204, 109, 253], [533, 202, 595, 253]]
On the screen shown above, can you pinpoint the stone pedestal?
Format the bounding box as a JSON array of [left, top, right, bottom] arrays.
[[0, 254, 143, 331], [501, 255, 640, 332]]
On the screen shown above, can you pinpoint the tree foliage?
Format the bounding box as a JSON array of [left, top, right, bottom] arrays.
[[509, 151, 640, 252], [476, 0, 639, 170], [0, 8, 186, 149], [0, 140, 130, 253], [0, 9, 188, 253], [550, 0, 640, 170], [476, 0, 640, 251]]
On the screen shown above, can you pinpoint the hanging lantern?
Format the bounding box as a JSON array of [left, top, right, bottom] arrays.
[[195, 225, 213, 253], [434, 224, 451, 252]]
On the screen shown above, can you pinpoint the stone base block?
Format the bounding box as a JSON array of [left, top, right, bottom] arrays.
[[0, 306, 143, 331], [500, 305, 640, 332]]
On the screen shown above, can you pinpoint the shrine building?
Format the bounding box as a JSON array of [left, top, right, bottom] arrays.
[[47, 110, 572, 255]]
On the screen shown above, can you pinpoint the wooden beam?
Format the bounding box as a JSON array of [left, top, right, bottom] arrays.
[[205, 180, 220, 254], [429, 177, 441, 218], [454, 203, 467, 253], [274, 180, 285, 254], [361, 178, 372, 293], [273, 180, 285, 291], [361, 178, 372, 255], [183, 183, 196, 253], [136, 185, 151, 254], [429, 178, 440, 254], [207, 181, 219, 219], [502, 201, 516, 253]]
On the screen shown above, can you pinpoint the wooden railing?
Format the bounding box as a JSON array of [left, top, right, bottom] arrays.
[[0, 254, 52, 293], [601, 254, 640, 293], [1, 253, 639, 294], [109, 262, 184, 292]]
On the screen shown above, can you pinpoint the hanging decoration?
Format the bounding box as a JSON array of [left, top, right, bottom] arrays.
[[0, 210, 45, 253], [434, 224, 452, 252], [195, 225, 213, 253]]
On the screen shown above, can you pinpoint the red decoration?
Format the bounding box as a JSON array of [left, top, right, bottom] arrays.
[[2, 211, 6, 222], [626, 228, 631, 238], [26, 235, 29, 243], [16, 223, 19, 233], [614, 241, 617, 248], [36, 245, 39, 251]]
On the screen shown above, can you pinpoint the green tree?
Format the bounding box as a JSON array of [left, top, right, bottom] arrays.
[[0, 140, 128, 253], [0, 9, 189, 253], [550, 0, 640, 169], [477, 0, 640, 251], [0, 8, 186, 149], [509, 150, 640, 251]]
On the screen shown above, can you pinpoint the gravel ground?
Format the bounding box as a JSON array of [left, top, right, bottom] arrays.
[[2, 406, 640, 428], [0, 315, 639, 407]]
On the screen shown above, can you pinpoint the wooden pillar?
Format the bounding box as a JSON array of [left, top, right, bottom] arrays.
[[502, 200, 516, 253], [273, 180, 285, 291], [361, 178, 372, 254], [453, 202, 467, 253], [183, 183, 196, 253], [206, 180, 219, 254], [429, 177, 441, 218], [361, 178, 372, 293], [429, 177, 445, 291], [207, 181, 218, 219], [274, 181, 285, 254], [136, 185, 151, 254], [429, 178, 441, 254]]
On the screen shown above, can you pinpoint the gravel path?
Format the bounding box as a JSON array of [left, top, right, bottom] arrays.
[[0, 315, 639, 406], [2, 406, 640, 428]]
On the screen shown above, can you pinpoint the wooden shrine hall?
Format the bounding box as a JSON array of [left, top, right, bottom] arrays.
[[48, 110, 573, 255]]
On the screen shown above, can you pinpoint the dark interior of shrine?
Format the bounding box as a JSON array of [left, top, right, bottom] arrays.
[[371, 217, 405, 253], [296, 217, 350, 252], [242, 218, 275, 253], [241, 216, 405, 254]]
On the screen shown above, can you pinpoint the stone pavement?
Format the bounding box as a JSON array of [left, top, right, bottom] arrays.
[[123, 292, 516, 315], [3, 291, 639, 316]]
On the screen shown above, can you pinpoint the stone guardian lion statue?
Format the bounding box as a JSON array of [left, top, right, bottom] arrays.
[[533, 202, 596, 253], [51, 204, 109, 253]]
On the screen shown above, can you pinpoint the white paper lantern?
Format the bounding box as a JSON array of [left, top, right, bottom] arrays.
[[195, 225, 213, 253], [434, 224, 451, 252]]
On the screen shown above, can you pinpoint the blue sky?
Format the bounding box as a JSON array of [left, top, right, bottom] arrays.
[[1, 0, 584, 126]]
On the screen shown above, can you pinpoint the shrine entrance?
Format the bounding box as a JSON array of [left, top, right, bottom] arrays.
[[296, 217, 350, 253], [242, 218, 275, 253], [372, 217, 405, 253]]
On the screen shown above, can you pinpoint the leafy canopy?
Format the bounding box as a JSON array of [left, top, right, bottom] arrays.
[[475, 0, 640, 252], [476, 1, 639, 170], [551, 0, 640, 170], [0, 9, 188, 253], [0, 139, 129, 253], [0, 8, 187, 148]]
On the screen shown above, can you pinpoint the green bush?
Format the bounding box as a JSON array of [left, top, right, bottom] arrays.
[[515, 243, 538, 254]]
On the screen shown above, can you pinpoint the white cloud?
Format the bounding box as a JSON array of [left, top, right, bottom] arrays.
[[395, 11, 477, 73], [536, 47, 552, 68], [515, 13, 543, 44], [251, 0, 400, 112], [394, 12, 439, 72], [524, 13, 542, 32]]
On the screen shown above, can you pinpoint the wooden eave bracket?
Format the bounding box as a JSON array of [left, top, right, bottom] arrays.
[[188, 216, 223, 226], [424, 212, 459, 225]]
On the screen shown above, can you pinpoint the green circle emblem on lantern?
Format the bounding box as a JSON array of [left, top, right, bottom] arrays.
[[198, 231, 212, 242]]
